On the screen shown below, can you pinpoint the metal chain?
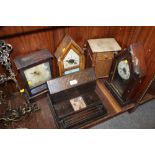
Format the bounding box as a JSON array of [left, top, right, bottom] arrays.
[[0, 40, 40, 128], [0, 40, 20, 90]]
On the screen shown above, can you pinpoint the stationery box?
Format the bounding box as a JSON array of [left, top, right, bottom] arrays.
[[47, 68, 107, 128]]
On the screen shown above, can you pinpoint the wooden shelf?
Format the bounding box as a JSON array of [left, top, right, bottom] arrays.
[[140, 93, 155, 104], [2, 79, 154, 129], [80, 79, 136, 128], [0, 93, 56, 129]]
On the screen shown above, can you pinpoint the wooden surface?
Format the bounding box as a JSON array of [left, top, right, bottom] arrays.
[[14, 49, 53, 70], [86, 43, 115, 78], [140, 93, 155, 104], [0, 26, 154, 101], [0, 79, 139, 129], [47, 68, 96, 94], [87, 38, 121, 53], [54, 34, 85, 76], [0, 26, 155, 128], [1, 93, 56, 129], [130, 42, 146, 77]]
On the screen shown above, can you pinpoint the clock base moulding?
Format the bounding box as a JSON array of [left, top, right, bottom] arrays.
[[104, 80, 132, 106], [25, 88, 49, 103]]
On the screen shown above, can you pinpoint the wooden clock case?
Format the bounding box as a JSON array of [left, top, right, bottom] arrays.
[[47, 68, 107, 129], [85, 38, 121, 78], [105, 42, 147, 106], [14, 49, 53, 100], [55, 34, 85, 76]]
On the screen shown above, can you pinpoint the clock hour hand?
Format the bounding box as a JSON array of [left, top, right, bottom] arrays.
[[30, 71, 40, 76], [122, 68, 127, 74], [66, 59, 77, 65]]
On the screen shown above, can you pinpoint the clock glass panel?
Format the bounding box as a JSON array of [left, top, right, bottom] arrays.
[[117, 60, 130, 80], [64, 68, 80, 75], [112, 59, 130, 96], [24, 62, 52, 89], [63, 49, 80, 69]]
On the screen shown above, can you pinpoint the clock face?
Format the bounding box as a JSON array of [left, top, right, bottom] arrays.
[[117, 60, 130, 80], [63, 49, 80, 69], [24, 62, 52, 88]]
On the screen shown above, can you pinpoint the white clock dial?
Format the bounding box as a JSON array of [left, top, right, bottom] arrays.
[[24, 62, 51, 88], [63, 49, 80, 69], [117, 60, 130, 80]]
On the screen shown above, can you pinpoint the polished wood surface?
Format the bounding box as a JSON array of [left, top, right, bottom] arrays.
[[47, 68, 96, 94], [0, 26, 154, 100], [104, 42, 147, 106], [0, 26, 155, 128], [0, 79, 139, 129], [86, 44, 115, 78], [46, 68, 108, 128], [54, 34, 85, 76], [0, 93, 56, 129]]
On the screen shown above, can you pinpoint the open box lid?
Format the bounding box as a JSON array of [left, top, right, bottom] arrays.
[[47, 68, 96, 94]]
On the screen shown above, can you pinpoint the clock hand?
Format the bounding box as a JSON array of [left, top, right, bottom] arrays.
[[66, 59, 77, 64], [30, 71, 40, 76]]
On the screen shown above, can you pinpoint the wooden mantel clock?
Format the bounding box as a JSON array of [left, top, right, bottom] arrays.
[[105, 42, 147, 106], [55, 34, 85, 76], [14, 49, 53, 99]]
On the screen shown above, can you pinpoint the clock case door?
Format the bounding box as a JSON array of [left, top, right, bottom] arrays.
[[105, 43, 146, 106], [20, 58, 53, 98], [58, 43, 85, 76]]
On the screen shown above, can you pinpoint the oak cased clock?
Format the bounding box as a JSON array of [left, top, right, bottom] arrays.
[[55, 34, 85, 76], [105, 42, 146, 106], [85, 38, 121, 78], [14, 49, 53, 99]]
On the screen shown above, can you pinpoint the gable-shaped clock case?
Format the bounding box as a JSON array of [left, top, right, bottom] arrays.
[[105, 42, 146, 106], [55, 34, 85, 76]]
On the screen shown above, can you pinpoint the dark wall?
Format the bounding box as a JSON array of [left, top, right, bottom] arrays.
[[0, 26, 154, 100]]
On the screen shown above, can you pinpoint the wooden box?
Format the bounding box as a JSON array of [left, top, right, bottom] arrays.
[[47, 68, 107, 128], [85, 38, 121, 78]]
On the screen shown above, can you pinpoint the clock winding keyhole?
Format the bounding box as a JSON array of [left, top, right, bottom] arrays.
[[117, 60, 130, 80]]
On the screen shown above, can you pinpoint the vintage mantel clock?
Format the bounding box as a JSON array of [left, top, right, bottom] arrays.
[[55, 34, 85, 76], [105, 42, 146, 106], [14, 49, 53, 99]]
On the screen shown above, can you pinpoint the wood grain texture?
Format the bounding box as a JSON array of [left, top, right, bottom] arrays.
[[0, 93, 56, 129], [0, 26, 154, 102], [47, 68, 96, 94]]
